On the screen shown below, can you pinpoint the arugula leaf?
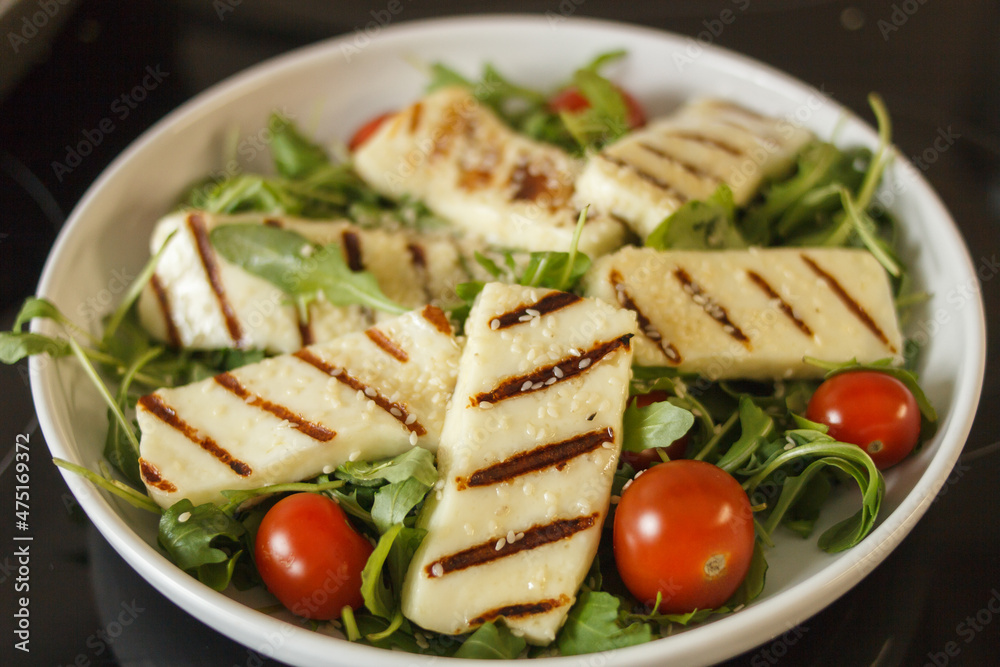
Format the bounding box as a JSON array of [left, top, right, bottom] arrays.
[[621, 400, 695, 454], [336, 448, 438, 488], [515, 206, 592, 291], [158, 499, 246, 591], [360, 523, 426, 622], [742, 433, 884, 552], [715, 396, 775, 474], [646, 184, 746, 251], [452, 621, 527, 659], [371, 476, 434, 534], [0, 331, 71, 364], [209, 223, 407, 315], [556, 590, 653, 656], [269, 113, 330, 179]]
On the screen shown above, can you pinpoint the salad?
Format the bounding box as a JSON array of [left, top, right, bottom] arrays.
[[1, 51, 937, 659]]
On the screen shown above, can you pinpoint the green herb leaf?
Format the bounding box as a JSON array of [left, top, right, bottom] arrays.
[[158, 499, 246, 590], [0, 331, 71, 364], [336, 448, 438, 489], [452, 621, 527, 659], [646, 184, 746, 251], [715, 396, 774, 473], [371, 477, 434, 534], [360, 523, 426, 623], [621, 400, 695, 454], [209, 223, 407, 314], [556, 590, 653, 656], [269, 113, 330, 179]]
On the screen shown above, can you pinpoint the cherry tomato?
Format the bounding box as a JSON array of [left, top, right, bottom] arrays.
[[806, 371, 921, 469], [613, 460, 755, 613], [348, 112, 393, 151], [254, 493, 373, 619], [619, 391, 691, 470], [548, 86, 646, 129]]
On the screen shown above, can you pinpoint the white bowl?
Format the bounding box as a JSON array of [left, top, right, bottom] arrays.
[[30, 15, 986, 667]]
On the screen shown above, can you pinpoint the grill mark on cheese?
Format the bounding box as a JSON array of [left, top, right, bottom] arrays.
[[470, 595, 572, 626], [637, 142, 720, 183], [409, 101, 423, 133], [509, 159, 565, 205], [801, 254, 896, 353], [603, 155, 689, 203], [297, 316, 314, 347], [365, 327, 409, 362], [609, 269, 682, 364], [674, 267, 751, 347], [407, 241, 434, 302], [148, 273, 181, 348], [213, 372, 336, 442], [188, 213, 244, 346], [292, 348, 427, 436], [138, 393, 252, 477], [139, 459, 177, 493], [746, 270, 814, 338], [665, 131, 745, 157], [490, 292, 582, 330], [341, 230, 365, 272], [457, 427, 614, 490], [470, 335, 633, 406], [420, 305, 453, 335], [425, 514, 598, 578]]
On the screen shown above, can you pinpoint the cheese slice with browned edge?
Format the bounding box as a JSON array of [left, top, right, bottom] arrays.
[[402, 282, 636, 644], [583, 246, 903, 380], [136, 306, 461, 507], [136, 211, 472, 353], [352, 86, 628, 256], [575, 98, 814, 239]]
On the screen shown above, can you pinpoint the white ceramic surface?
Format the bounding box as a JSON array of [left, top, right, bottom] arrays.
[[30, 15, 986, 667]]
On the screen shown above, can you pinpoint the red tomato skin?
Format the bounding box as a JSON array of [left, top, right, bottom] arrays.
[[806, 371, 921, 469], [348, 112, 393, 151], [613, 460, 755, 614], [548, 86, 646, 129], [254, 493, 373, 619]]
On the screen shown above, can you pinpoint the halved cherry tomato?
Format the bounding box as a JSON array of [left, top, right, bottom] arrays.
[[348, 112, 393, 151], [806, 370, 921, 469], [548, 86, 646, 129], [619, 391, 691, 470], [255, 493, 373, 619], [613, 460, 755, 613]]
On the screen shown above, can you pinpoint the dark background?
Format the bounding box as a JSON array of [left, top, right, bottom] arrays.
[[1, 1, 998, 665]]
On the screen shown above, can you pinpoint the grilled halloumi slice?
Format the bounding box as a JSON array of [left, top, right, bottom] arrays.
[[136, 211, 472, 353], [352, 86, 628, 256], [583, 246, 903, 380], [135, 305, 461, 507], [575, 98, 814, 238], [402, 283, 636, 644]]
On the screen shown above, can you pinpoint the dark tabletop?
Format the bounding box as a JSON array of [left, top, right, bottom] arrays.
[[1, 1, 998, 665]]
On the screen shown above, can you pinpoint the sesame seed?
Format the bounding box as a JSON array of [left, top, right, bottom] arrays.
[[525, 308, 540, 317], [507, 530, 516, 543], [390, 407, 403, 417], [532, 381, 544, 390], [410, 432, 419, 446], [602, 441, 614, 449], [431, 563, 444, 577], [553, 366, 564, 378], [405, 414, 417, 425], [364, 387, 376, 397], [349, 451, 360, 461], [495, 538, 506, 551], [521, 380, 534, 392], [479, 401, 493, 409], [515, 532, 524, 542], [545, 377, 557, 385], [578, 358, 592, 369], [490, 318, 500, 330], [519, 314, 532, 322], [569, 348, 581, 356], [178, 512, 191, 523]]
